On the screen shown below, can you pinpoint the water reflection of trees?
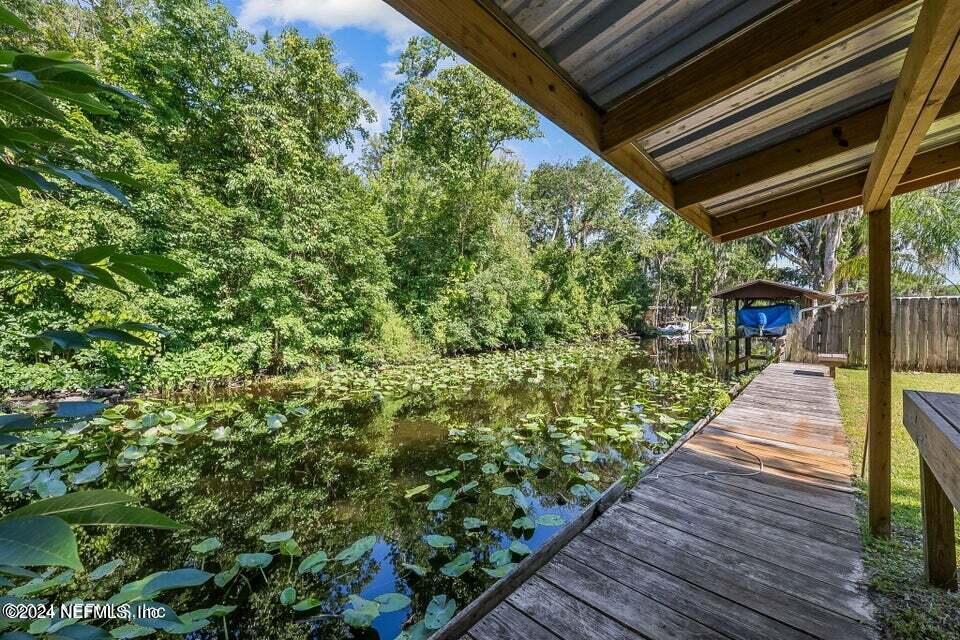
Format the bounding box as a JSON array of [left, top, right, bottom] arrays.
[[64, 343, 705, 638]]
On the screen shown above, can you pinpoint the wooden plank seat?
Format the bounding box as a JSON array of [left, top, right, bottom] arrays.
[[817, 353, 849, 377], [903, 391, 960, 589]]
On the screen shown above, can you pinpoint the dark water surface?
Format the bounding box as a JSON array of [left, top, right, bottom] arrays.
[[6, 338, 727, 639]]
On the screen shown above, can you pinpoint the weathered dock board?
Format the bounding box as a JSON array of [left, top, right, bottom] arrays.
[[463, 363, 877, 640]]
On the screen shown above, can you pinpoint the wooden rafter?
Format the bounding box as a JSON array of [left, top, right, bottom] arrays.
[[862, 0, 960, 212], [600, 0, 913, 154], [713, 139, 960, 241], [381, 0, 716, 232], [674, 89, 960, 209]]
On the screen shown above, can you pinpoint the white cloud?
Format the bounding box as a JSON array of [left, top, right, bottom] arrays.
[[237, 0, 422, 51], [358, 87, 391, 136], [380, 60, 400, 84]]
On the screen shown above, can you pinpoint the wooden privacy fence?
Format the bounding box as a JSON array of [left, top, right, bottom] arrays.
[[786, 296, 960, 372]]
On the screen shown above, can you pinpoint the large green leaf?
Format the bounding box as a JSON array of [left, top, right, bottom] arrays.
[[112, 253, 188, 273], [85, 327, 152, 347], [107, 262, 154, 289], [72, 244, 118, 264], [0, 5, 30, 31], [0, 78, 64, 120], [0, 515, 81, 569], [57, 505, 181, 529], [0, 489, 134, 520], [44, 164, 127, 205]]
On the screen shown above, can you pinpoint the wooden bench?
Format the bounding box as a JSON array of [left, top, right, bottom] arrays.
[[817, 353, 848, 378], [903, 391, 960, 590]]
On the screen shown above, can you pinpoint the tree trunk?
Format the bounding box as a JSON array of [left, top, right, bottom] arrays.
[[822, 212, 844, 294]]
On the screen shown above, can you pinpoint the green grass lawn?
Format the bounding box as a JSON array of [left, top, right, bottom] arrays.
[[835, 369, 960, 639]]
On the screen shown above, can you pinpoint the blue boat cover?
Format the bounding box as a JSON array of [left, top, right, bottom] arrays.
[[736, 303, 799, 337]]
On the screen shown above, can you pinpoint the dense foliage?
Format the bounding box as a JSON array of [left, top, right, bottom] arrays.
[[2, 0, 959, 393]]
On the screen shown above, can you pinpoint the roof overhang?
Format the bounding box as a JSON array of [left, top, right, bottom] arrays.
[[384, 0, 960, 241], [711, 279, 835, 302]]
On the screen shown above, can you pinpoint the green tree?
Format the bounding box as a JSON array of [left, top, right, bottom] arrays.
[[369, 37, 544, 352]]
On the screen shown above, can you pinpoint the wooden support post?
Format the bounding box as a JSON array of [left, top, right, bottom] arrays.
[[868, 203, 892, 538], [920, 458, 958, 589], [724, 299, 730, 371], [745, 336, 752, 372]]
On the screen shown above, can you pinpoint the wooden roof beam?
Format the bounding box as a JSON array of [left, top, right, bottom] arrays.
[[862, 0, 960, 212], [383, 0, 711, 231], [674, 89, 960, 209], [600, 0, 914, 154], [713, 139, 960, 242]]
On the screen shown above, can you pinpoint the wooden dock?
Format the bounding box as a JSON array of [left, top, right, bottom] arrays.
[[463, 363, 877, 640]]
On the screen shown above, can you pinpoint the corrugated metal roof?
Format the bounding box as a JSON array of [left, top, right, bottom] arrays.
[[487, 0, 959, 226]]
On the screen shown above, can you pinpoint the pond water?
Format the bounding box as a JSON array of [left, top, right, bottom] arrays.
[[1, 337, 730, 640]]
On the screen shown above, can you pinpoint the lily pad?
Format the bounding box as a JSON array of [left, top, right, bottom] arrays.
[[297, 550, 328, 574], [404, 484, 430, 499], [374, 592, 411, 613], [423, 534, 455, 549], [425, 595, 457, 630], [334, 535, 376, 565], [440, 552, 474, 577], [427, 488, 455, 511]]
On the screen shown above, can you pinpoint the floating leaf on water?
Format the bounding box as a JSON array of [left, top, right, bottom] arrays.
[[88, 558, 124, 581], [297, 550, 328, 574], [489, 548, 511, 567], [423, 534, 455, 549], [427, 488, 455, 511], [536, 514, 565, 527], [120, 445, 146, 461], [491, 486, 516, 496], [440, 552, 474, 577], [456, 480, 478, 495], [292, 598, 322, 612], [561, 454, 579, 465], [342, 595, 380, 628], [404, 484, 430, 499], [424, 595, 456, 631], [259, 530, 293, 545], [279, 586, 297, 606], [504, 445, 529, 466], [456, 452, 477, 462], [425, 468, 450, 477], [68, 461, 106, 486], [236, 553, 272, 569], [511, 516, 534, 532], [334, 535, 376, 565], [482, 562, 517, 578], [191, 537, 221, 555], [140, 413, 159, 428], [279, 539, 302, 557], [463, 517, 486, 530], [480, 462, 498, 475], [401, 563, 428, 577], [570, 483, 602, 502], [110, 623, 155, 638], [49, 448, 79, 467], [577, 471, 600, 483], [214, 562, 239, 587], [509, 540, 531, 557], [435, 469, 460, 483], [374, 592, 411, 613], [265, 414, 287, 431]]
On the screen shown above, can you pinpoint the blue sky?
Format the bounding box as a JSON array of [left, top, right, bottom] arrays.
[[224, 0, 596, 168]]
